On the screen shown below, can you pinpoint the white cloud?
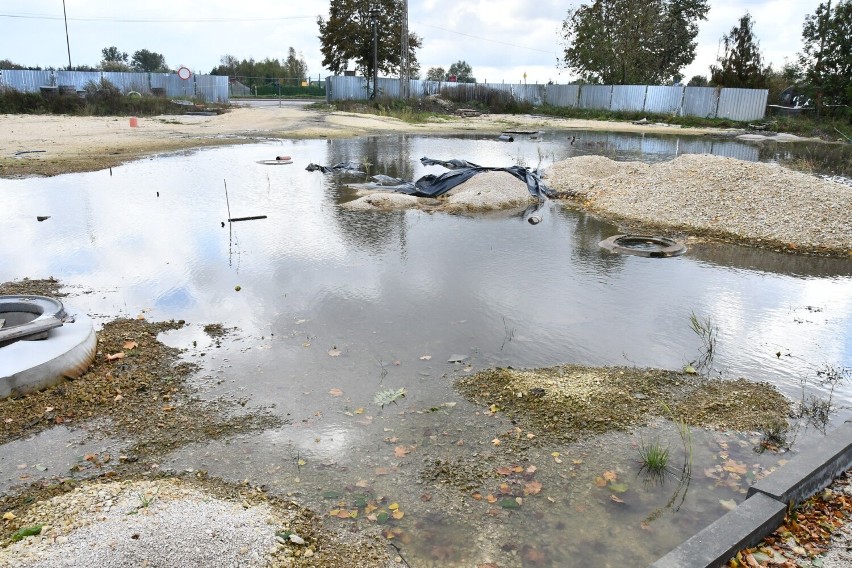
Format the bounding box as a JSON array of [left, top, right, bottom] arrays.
[[0, 1, 824, 84]]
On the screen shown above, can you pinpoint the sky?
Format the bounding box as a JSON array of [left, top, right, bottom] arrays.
[[0, 1, 824, 85]]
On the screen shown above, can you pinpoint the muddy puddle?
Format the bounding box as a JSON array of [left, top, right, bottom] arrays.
[[1, 132, 851, 566]]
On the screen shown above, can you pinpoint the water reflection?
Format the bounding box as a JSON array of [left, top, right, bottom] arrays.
[[1, 132, 850, 566]]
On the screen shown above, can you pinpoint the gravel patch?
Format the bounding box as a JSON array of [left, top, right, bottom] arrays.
[[545, 153, 852, 255], [0, 479, 284, 568], [342, 192, 422, 210]]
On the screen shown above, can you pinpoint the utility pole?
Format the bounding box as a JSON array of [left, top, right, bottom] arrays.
[[62, 0, 72, 70], [400, 0, 409, 99], [815, 0, 831, 117], [370, 7, 378, 99]]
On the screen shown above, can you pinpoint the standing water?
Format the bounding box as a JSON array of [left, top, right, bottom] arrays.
[[1, 132, 850, 566]]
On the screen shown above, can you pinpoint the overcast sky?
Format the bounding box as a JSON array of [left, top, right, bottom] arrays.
[[1, 1, 823, 84]]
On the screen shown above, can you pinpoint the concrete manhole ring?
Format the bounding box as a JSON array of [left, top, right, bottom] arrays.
[[599, 234, 686, 258]]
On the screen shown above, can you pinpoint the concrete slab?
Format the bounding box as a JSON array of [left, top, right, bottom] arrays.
[[747, 422, 852, 505], [650, 492, 786, 568]]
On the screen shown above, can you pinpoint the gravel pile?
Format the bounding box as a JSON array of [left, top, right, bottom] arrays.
[[545, 153, 852, 254], [443, 170, 533, 211], [342, 192, 421, 210], [0, 480, 300, 568], [343, 170, 535, 212]]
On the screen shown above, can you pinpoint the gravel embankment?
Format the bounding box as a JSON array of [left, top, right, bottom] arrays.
[[545, 153, 852, 255]]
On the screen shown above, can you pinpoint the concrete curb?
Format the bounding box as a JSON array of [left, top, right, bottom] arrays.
[[650, 420, 852, 568]]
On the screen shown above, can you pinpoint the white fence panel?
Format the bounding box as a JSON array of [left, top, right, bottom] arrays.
[[579, 85, 612, 110], [545, 84, 580, 108], [644, 86, 684, 115], [716, 88, 768, 121], [0, 69, 228, 101], [682, 87, 719, 118], [0, 69, 53, 91], [611, 85, 647, 112]]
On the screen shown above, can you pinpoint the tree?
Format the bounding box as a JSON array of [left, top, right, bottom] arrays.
[[99, 46, 129, 71], [709, 13, 769, 88], [0, 59, 28, 70], [131, 49, 168, 73], [317, 0, 422, 91], [687, 75, 708, 86], [799, 0, 851, 108], [283, 47, 309, 83], [425, 66, 445, 81], [561, 0, 709, 85], [448, 60, 476, 83]]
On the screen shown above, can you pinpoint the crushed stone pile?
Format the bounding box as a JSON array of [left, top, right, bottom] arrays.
[[546, 153, 852, 253], [344, 170, 534, 212]]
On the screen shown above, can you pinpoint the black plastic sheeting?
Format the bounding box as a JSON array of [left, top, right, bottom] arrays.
[[305, 156, 554, 201]]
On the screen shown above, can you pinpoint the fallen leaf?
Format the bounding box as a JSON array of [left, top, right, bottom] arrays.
[[486, 494, 497, 504], [123, 340, 138, 350], [329, 388, 343, 397], [106, 352, 125, 361], [420, 493, 432, 502], [492, 438, 501, 446], [603, 470, 617, 481], [496, 466, 513, 476], [394, 446, 411, 458], [499, 482, 511, 494], [392, 510, 404, 520], [328, 347, 342, 357], [526, 465, 537, 474], [524, 481, 543, 495], [2, 512, 15, 520], [594, 477, 607, 488], [719, 498, 737, 511], [44, 407, 54, 413], [388, 503, 399, 511], [610, 495, 625, 504], [723, 460, 748, 475], [354, 407, 364, 414], [419, 355, 431, 360]]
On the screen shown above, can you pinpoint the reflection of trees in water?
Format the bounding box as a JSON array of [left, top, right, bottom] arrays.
[[757, 142, 852, 177], [688, 243, 852, 278], [554, 206, 627, 274], [322, 136, 415, 255], [333, 207, 408, 256]]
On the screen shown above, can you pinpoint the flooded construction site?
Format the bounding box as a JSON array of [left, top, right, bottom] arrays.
[[1, 130, 851, 566]]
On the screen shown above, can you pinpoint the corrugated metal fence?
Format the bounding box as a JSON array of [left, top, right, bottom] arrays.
[[326, 76, 768, 121], [0, 69, 229, 103]]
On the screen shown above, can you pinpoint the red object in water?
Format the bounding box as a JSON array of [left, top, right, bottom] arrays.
[[129, 117, 139, 127]]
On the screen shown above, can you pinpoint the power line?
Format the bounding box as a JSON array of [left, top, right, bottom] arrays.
[[414, 21, 557, 55], [0, 12, 315, 23]]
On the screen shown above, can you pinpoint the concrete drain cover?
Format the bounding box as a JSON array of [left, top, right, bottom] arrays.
[[599, 235, 686, 258]]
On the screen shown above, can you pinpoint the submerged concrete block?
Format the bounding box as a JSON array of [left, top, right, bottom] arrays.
[[747, 422, 852, 505], [650, 492, 786, 568]]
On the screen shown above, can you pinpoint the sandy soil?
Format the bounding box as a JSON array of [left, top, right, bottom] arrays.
[[0, 104, 725, 178]]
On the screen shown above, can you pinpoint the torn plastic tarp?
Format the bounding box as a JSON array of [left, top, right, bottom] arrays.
[[410, 157, 554, 200], [306, 156, 553, 200], [305, 161, 366, 174]]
